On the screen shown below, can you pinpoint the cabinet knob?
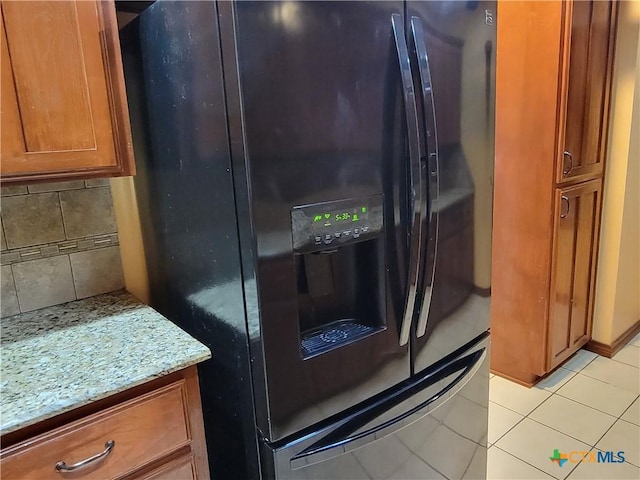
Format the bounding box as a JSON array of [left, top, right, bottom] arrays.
[[562, 151, 574, 176], [560, 196, 570, 218], [55, 440, 115, 473]]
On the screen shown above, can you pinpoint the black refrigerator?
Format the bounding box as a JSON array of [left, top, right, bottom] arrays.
[[119, 1, 496, 478]]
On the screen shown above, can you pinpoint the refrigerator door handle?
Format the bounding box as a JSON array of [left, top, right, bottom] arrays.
[[289, 346, 486, 469], [411, 16, 440, 338], [391, 13, 425, 346]]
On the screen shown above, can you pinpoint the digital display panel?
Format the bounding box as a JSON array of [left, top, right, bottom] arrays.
[[311, 206, 368, 226], [291, 195, 383, 253]]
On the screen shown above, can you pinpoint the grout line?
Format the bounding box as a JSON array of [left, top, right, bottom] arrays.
[[522, 416, 592, 450], [563, 446, 593, 479], [66, 253, 79, 301], [492, 445, 561, 480], [589, 394, 640, 451], [490, 385, 560, 446], [618, 395, 640, 426], [554, 379, 638, 418], [608, 347, 640, 369], [8, 263, 23, 314], [490, 354, 639, 476], [574, 353, 598, 373], [58, 191, 70, 240], [489, 412, 526, 447]]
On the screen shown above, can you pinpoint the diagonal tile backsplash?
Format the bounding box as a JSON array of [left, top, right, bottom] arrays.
[[1, 180, 124, 316]]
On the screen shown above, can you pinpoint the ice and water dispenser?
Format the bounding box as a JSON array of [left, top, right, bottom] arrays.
[[291, 195, 387, 358]]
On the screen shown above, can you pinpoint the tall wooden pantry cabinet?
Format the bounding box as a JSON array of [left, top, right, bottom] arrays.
[[491, 0, 618, 386]]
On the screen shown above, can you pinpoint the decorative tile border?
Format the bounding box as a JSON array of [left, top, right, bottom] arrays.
[[1, 234, 119, 266]]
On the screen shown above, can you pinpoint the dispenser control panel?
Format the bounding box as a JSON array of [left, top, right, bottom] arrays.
[[291, 195, 384, 253]]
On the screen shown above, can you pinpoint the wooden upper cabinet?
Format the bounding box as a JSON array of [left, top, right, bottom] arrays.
[[548, 179, 602, 369], [558, 0, 617, 184], [0, 0, 134, 183]]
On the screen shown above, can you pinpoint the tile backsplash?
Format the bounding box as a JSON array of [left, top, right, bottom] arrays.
[[1, 180, 124, 317]]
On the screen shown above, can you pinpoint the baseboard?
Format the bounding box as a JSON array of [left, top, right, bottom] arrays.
[[586, 319, 640, 358], [473, 286, 491, 298], [585, 339, 612, 357]]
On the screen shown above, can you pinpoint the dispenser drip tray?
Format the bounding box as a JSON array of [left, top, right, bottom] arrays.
[[301, 320, 378, 358]]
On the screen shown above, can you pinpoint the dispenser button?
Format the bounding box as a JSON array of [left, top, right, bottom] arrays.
[[323, 238, 333, 245], [362, 226, 370, 233], [325, 234, 332, 241], [314, 236, 322, 245], [334, 232, 341, 239], [343, 230, 351, 237]]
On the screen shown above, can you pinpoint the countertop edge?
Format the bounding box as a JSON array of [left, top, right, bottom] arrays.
[[0, 351, 211, 437]]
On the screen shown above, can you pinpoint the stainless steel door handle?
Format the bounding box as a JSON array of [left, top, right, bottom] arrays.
[[560, 195, 570, 218], [411, 16, 439, 339], [55, 440, 115, 473], [392, 13, 425, 347], [562, 151, 573, 176]]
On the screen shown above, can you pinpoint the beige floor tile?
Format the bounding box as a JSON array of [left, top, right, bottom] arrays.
[[495, 418, 590, 479], [487, 446, 552, 480], [612, 344, 640, 369], [488, 402, 524, 445], [595, 420, 640, 467], [630, 333, 640, 348], [567, 452, 640, 479], [535, 367, 577, 392], [529, 395, 617, 446], [562, 350, 598, 372], [489, 376, 552, 415], [557, 374, 638, 417], [620, 398, 639, 426], [580, 357, 639, 394]]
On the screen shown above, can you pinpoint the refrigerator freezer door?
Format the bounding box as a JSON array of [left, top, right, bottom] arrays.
[[408, 1, 496, 373], [264, 334, 489, 479], [119, 2, 262, 477], [228, 0, 418, 441]]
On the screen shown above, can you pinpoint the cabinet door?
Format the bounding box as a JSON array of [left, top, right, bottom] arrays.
[[558, 0, 617, 183], [0, 1, 133, 181], [548, 180, 602, 369]]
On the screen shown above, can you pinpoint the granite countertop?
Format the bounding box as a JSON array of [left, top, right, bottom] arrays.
[[0, 290, 211, 436]]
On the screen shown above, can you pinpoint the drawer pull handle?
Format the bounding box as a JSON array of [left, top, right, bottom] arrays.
[[55, 440, 115, 473]]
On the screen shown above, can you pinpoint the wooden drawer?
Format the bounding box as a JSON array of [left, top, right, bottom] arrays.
[[1, 380, 190, 479], [139, 455, 196, 480]]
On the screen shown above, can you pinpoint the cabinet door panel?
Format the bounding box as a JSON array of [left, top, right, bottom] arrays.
[[559, 0, 616, 183], [551, 194, 576, 361], [0, 1, 117, 176], [549, 180, 601, 368]]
